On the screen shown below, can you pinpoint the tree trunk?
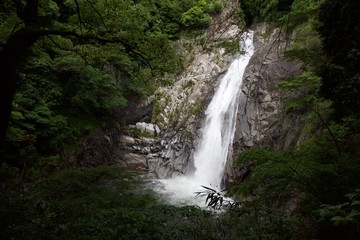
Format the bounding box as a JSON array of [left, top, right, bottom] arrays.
[[0, 28, 39, 142]]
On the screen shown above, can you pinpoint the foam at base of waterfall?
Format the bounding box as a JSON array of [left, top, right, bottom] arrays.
[[152, 177, 207, 207], [150, 177, 235, 209]]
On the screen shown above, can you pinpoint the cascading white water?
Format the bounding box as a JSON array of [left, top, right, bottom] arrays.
[[153, 31, 254, 207]]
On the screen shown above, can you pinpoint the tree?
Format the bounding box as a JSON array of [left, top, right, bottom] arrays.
[[239, 0, 295, 25], [318, 0, 360, 120], [0, 0, 181, 144]]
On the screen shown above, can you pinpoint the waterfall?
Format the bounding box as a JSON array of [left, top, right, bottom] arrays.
[[153, 31, 254, 207]]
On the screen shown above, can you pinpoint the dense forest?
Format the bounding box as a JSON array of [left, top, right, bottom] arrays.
[[1, 0, 359, 239]]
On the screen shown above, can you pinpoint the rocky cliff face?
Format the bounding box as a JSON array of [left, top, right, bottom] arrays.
[[235, 24, 302, 151], [226, 23, 303, 184], [119, 22, 305, 183]]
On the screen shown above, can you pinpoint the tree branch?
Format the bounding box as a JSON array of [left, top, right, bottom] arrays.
[[73, 0, 84, 33], [311, 105, 342, 154], [46, 36, 91, 66], [85, 0, 109, 32], [8, 21, 25, 39], [32, 28, 152, 68]]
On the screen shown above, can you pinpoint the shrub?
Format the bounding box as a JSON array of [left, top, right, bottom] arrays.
[[180, 5, 212, 28]]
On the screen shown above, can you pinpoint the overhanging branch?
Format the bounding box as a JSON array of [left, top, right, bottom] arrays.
[[36, 28, 154, 70]]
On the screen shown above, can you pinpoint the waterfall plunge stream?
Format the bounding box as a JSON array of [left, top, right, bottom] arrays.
[[153, 31, 254, 207]]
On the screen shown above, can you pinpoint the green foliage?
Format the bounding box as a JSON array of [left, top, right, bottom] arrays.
[[181, 5, 212, 28], [1, 0, 202, 180], [279, 71, 321, 93], [208, 0, 224, 14], [240, 0, 294, 24], [6, 51, 68, 151], [234, 119, 359, 201], [240, 0, 322, 33], [282, 0, 320, 30], [0, 164, 242, 240], [317, 190, 360, 226], [217, 39, 239, 54], [0, 0, 20, 43], [234, 148, 295, 197], [279, 72, 321, 112], [221, 200, 299, 239], [314, 190, 360, 239], [285, 23, 323, 70], [4, 43, 129, 172], [0, 164, 302, 240], [0, 165, 155, 239], [232, 106, 360, 237], [3, 0, 360, 239], [179, 0, 224, 28], [196, 186, 299, 239]]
